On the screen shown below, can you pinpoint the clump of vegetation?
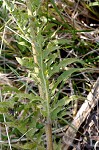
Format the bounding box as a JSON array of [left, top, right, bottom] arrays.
[[0, 0, 99, 149]]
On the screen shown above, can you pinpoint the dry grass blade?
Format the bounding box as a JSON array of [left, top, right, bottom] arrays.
[[0, 73, 12, 87], [62, 77, 99, 150]]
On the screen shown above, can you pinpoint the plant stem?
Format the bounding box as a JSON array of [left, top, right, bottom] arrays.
[[46, 119, 53, 150], [26, 1, 53, 149]]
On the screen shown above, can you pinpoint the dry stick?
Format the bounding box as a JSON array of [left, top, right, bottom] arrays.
[[26, 1, 53, 150], [62, 77, 99, 150]]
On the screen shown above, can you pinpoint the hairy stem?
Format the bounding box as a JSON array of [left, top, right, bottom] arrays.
[[46, 119, 53, 150], [26, 1, 53, 149]]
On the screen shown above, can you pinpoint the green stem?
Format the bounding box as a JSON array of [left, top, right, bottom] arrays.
[[26, 1, 53, 149]]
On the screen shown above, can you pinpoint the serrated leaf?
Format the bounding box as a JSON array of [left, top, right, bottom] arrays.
[[54, 68, 86, 89], [51, 107, 61, 120], [49, 58, 85, 77], [0, 101, 14, 108], [53, 39, 71, 45], [44, 23, 57, 31], [51, 97, 72, 120], [3, 86, 19, 93], [16, 57, 34, 69], [43, 42, 60, 58], [11, 142, 44, 150], [15, 93, 42, 102], [47, 53, 58, 67], [0, 107, 7, 114], [55, 97, 72, 108], [18, 143, 35, 149], [0, 97, 18, 114], [36, 30, 44, 50], [6, 122, 19, 129]]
